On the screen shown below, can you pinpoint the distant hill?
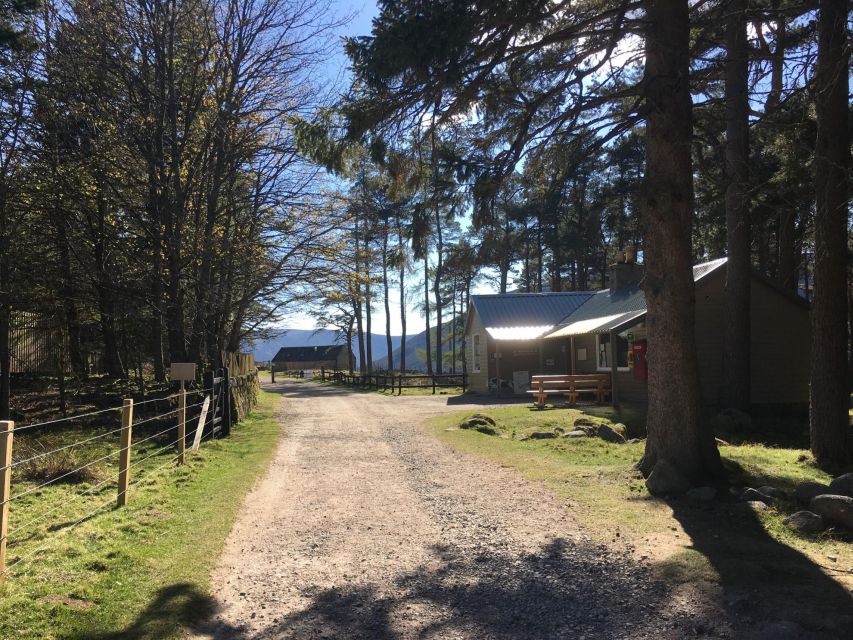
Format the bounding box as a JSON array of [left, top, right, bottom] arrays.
[[374, 321, 464, 372], [248, 328, 402, 368]]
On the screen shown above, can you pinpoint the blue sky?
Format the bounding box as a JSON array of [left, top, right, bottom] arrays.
[[285, 0, 495, 337]]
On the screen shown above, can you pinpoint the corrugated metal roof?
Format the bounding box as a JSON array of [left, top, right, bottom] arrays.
[[693, 257, 727, 282], [272, 344, 347, 362], [544, 287, 647, 338], [544, 258, 728, 339], [471, 292, 594, 332]]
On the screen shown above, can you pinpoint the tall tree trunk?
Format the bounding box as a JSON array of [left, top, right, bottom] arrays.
[[56, 216, 85, 377], [638, 0, 723, 487], [724, 0, 751, 411], [382, 227, 393, 370], [810, 0, 851, 471], [365, 257, 373, 373], [93, 189, 125, 379], [778, 208, 797, 291], [433, 211, 444, 375], [354, 293, 366, 374], [0, 242, 10, 420], [424, 256, 433, 375], [397, 214, 407, 372]]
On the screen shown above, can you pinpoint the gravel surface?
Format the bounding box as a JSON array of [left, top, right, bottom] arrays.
[[186, 381, 847, 639]]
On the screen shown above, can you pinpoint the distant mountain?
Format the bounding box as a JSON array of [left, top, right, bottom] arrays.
[[248, 328, 403, 367], [374, 320, 464, 372]]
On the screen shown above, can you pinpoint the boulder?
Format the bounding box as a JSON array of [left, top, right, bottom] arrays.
[[782, 511, 825, 535], [737, 500, 769, 513], [459, 417, 491, 429], [809, 494, 853, 530], [522, 431, 557, 441], [469, 413, 497, 426], [474, 425, 498, 436], [596, 424, 626, 444], [686, 486, 717, 502], [563, 430, 588, 438], [828, 472, 853, 499], [645, 459, 691, 496], [740, 487, 776, 505], [574, 417, 596, 428], [610, 423, 627, 437], [756, 485, 789, 501], [795, 481, 829, 505]]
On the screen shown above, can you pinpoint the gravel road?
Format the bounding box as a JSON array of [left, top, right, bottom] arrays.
[[186, 381, 845, 640]]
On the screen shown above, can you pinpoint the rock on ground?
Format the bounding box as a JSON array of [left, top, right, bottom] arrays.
[[645, 459, 691, 496], [596, 423, 627, 444], [810, 494, 853, 530], [828, 473, 853, 499], [783, 511, 825, 535], [796, 481, 830, 505]]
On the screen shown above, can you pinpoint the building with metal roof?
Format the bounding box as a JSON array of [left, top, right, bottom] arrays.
[[464, 257, 811, 408], [466, 291, 594, 341], [271, 344, 352, 372]]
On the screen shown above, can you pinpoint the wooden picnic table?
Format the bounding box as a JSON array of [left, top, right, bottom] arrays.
[[526, 373, 612, 407]]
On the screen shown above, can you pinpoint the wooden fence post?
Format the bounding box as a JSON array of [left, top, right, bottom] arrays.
[[432, 375, 437, 395], [222, 367, 232, 436], [177, 384, 186, 465], [271, 364, 275, 383], [0, 420, 14, 582], [117, 399, 133, 507]]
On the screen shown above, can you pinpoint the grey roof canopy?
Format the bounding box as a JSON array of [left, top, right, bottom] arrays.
[[469, 292, 594, 340], [470, 258, 731, 341], [272, 344, 347, 362], [544, 257, 728, 338]]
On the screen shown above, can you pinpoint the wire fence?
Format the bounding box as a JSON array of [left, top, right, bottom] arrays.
[[0, 386, 226, 582], [317, 369, 468, 395]]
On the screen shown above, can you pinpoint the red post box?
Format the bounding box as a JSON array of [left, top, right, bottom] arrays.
[[632, 340, 648, 381]]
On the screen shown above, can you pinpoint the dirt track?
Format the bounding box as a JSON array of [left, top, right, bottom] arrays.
[[186, 381, 845, 640]]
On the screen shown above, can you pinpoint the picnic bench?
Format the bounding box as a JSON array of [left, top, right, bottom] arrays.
[[526, 374, 612, 408]]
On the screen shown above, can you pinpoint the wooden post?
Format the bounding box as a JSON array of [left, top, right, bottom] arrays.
[[0, 420, 14, 582], [609, 330, 619, 406], [117, 399, 133, 507], [271, 364, 275, 383], [177, 383, 186, 465], [321, 367, 325, 381], [223, 367, 232, 436], [432, 375, 437, 395]]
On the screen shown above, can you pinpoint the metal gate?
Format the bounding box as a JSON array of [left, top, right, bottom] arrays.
[[203, 367, 232, 439]]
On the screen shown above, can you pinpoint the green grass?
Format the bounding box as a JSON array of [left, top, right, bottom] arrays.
[[0, 390, 282, 639], [430, 406, 853, 592]]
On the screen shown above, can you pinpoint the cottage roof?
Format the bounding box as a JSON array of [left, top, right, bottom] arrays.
[[544, 257, 729, 338], [271, 344, 347, 362], [470, 291, 594, 341]]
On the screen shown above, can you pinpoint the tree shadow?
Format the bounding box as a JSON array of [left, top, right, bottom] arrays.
[[196, 537, 775, 640], [70, 582, 243, 640], [663, 495, 853, 637]]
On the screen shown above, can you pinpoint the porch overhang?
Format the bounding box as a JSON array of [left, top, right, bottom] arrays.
[[543, 310, 646, 338]]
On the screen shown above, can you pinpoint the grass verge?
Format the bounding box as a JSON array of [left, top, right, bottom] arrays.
[[0, 389, 282, 640], [430, 406, 853, 594]]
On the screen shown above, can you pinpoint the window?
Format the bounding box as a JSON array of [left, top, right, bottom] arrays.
[[597, 334, 629, 371], [473, 334, 481, 372]]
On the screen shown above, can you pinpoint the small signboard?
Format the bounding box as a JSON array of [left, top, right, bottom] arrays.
[[170, 362, 197, 382]]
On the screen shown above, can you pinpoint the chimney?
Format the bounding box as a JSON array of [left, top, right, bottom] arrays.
[[609, 247, 643, 291]]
